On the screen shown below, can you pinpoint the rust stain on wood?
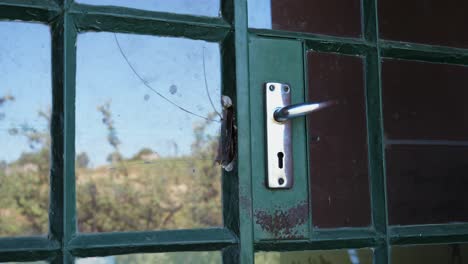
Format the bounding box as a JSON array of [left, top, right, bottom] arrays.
[[254, 201, 308, 239]]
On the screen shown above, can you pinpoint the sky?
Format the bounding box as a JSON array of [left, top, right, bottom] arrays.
[[0, 0, 274, 166], [1, 4, 362, 263], [75, 32, 221, 166], [77, 0, 273, 28], [248, 0, 272, 28], [0, 18, 222, 166], [0, 22, 51, 163]]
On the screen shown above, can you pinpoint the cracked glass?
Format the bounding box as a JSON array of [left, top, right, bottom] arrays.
[[75, 32, 222, 232]]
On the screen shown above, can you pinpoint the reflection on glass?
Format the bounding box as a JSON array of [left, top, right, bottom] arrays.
[[307, 52, 371, 228], [382, 59, 468, 141], [76, 33, 222, 232], [248, 0, 362, 37], [386, 145, 468, 225], [255, 248, 373, 264], [76, 0, 219, 17], [0, 22, 51, 237], [392, 244, 468, 264], [382, 59, 468, 225], [379, 0, 468, 48], [77, 251, 221, 264]]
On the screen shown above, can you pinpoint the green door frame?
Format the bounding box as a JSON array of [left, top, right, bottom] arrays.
[[0, 0, 468, 263]]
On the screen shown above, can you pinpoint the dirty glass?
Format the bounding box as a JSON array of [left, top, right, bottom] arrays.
[[0, 22, 51, 237], [382, 59, 468, 225], [379, 0, 468, 48], [75, 32, 222, 232], [392, 244, 468, 264], [248, 0, 362, 37], [76, 0, 220, 17], [382, 59, 468, 141], [255, 248, 373, 264], [307, 52, 371, 228], [76, 251, 221, 264], [386, 145, 468, 225]]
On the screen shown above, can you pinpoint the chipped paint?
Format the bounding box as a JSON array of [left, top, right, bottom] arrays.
[[254, 201, 308, 239]]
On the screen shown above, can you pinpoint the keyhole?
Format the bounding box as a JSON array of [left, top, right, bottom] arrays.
[[277, 152, 284, 169]]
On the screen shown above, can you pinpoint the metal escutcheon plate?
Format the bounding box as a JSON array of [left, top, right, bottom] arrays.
[[265, 82, 293, 189]]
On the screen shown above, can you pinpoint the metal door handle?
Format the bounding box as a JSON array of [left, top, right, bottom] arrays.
[[274, 101, 335, 122], [265, 82, 336, 189]]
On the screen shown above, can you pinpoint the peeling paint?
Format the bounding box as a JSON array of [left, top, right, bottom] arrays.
[[254, 201, 308, 239]]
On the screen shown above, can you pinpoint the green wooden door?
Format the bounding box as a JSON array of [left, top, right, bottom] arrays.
[[246, 0, 468, 264], [0, 0, 468, 264]]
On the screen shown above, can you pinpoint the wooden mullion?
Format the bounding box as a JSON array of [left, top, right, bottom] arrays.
[[0, 237, 60, 262], [363, 0, 390, 263], [221, 31, 242, 263], [255, 237, 384, 252], [0, 0, 59, 22], [67, 228, 237, 257], [390, 224, 468, 245], [49, 6, 78, 263], [233, 0, 254, 263], [69, 3, 230, 42], [380, 40, 468, 65]]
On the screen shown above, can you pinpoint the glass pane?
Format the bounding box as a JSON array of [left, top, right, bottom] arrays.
[[0, 22, 51, 237], [76, 32, 222, 232], [392, 244, 468, 264], [383, 59, 468, 225], [307, 52, 371, 228], [76, 0, 219, 17], [386, 145, 468, 225], [382, 59, 468, 141], [77, 252, 221, 264], [248, 0, 362, 37], [379, 0, 468, 48], [256, 248, 373, 264]]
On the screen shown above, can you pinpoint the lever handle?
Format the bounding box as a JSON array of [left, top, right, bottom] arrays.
[[265, 82, 335, 189], [273, 100, 336, 122]]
